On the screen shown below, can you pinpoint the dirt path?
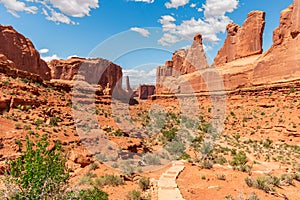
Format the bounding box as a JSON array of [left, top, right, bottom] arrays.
[[157, 160, 185, 200]]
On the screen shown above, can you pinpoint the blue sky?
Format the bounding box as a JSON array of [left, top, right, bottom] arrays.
[[0, 0, 293, 85]]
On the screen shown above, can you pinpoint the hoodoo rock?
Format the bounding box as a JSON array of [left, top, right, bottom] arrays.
[[156, 33, 209, 94], [214, 11, 266, 66], [0, 25, 51, 80], [49, 57, 123, 90]]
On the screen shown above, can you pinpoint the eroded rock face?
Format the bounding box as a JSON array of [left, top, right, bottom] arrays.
[[139, 85, 155, 100], [214, 11, 266, 66], [0, 25, 50, 80], [156, 34, 209, 94], [49, 57, 123, 90], [155, 1, 300, 95], [253, 1, 300, 85], [291, 0, 300, 38]]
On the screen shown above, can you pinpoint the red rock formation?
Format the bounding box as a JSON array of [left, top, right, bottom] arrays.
[[0, 25, 50, 80], [291, 0, 300, 38], [49, 57, 123, 90], [155, 0, 300, 95], [0, 54, 44, 83], [139, 85, 155, 100], [156, 34, 209, 94], [253, 2, 300, 85], [214, 11, 266, 66]]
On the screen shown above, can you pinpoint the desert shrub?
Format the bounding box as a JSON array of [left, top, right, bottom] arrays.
[[281, 174, 295, 186], [49, 117, 59, 126], [225, 194, 234, 200], [142, 153, 161, 165], [162, 128, 177, 141], [7, 134, 69, 199], [245, 176, 277, 193], [216, 174, 226, 181], [256, 177, 274, 192], [120, 162, 135, 176], [231, 151, 247, 166], [3, 134, 108, 199], [126, 190, 141, 200], [165, 140, 185, 158], [138, 177, 150, 190], [245, 177, 255, 187], [247, 192, 261, 200], [95, 153, 107, 163], [200, 159, 213, 169], [95, 174, 124, 187], [114, 129, 124, 136], [14, 123, 22, 130], [179, 152, 191, 161], [89, 162, 99, 170], [200, 141, 213, 156], [230, 151, 251, 172], [67, 187, 108, 200]]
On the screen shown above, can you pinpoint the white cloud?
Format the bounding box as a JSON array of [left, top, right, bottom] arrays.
[[48, 0, 99, 18], [39, 48, 49, 54], [0, 0, 37, 17], [0, 0, 99, 24], [165, 0, 189, 9], [67, 55, 79, 59], [158, 0, 239, 46], [130, 27, 150, 37], [42, 7, 76, 25], [131, 0, 154, 3], [190, 3, 196, 8], [123, 68, 157, 86], [42, 54, 60, 62], [203, 0, 238, 18], [197, 7, 203, 12], [158, 33, 180, 46]]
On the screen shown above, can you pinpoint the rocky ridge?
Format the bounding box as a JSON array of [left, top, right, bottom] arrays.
[[156, 0, 300, 95]]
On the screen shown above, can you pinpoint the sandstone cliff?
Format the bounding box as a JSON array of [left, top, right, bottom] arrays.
[[156, 0, 300, 95], [214, 11, 265, 66], [253, 1, 300, 85], [0, 25, 51, 80], [49, 57, 123, 90], [156, 34, 210, 94]]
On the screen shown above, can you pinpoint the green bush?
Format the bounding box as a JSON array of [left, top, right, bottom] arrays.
[[247, 192, 261, 200], [50, 117, 59, 126], [126, 190, 141, 200], [4, 134, 108, 199], [95, 174, 124, 187], [165, 140, 186, 158], [200, 159, 213, 169], [138, 177, 150, 190], [162, 128, 177, 141], [67, 187, 108, 200], [8, 134, 68, 199], [142, 153, 161, 165]]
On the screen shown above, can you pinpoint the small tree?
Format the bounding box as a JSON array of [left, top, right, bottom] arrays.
[[8, 134, 69, 199]]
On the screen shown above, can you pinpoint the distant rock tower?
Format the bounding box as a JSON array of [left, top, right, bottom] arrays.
[[126, 76, 133, 94]]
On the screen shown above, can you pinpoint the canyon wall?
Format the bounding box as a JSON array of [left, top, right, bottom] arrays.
[[0, 25, 51, 80], [49, 57, 123, 90]]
